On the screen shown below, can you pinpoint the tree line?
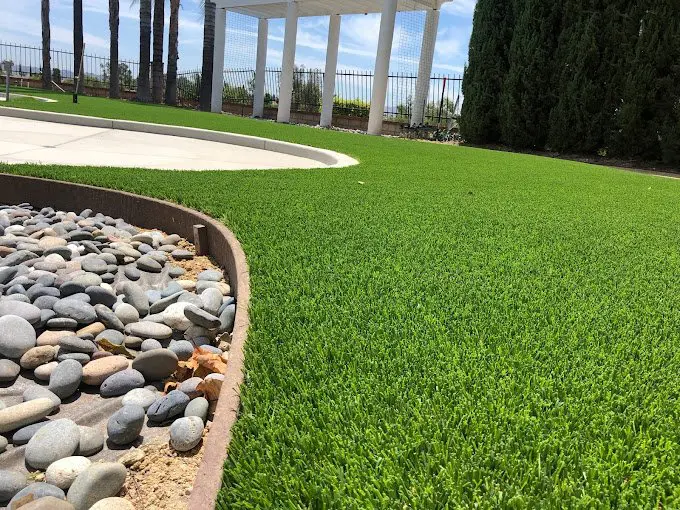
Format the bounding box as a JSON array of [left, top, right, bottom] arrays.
[[460, 0, 680, 164], [39, 0, 218, 110]]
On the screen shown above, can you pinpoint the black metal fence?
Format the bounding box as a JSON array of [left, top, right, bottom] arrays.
[[180, 67, 462, 125], [0, 42, 139, 93], [2, 41, 462, 125]]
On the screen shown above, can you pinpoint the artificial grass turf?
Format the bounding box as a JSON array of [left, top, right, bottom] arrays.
[[4, 91, 680, 508]]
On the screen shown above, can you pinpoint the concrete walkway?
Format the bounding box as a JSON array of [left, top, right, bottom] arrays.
[[0, 117, 325, 170]]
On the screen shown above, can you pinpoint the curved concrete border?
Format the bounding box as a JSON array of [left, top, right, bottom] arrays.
[[0, 173, 249, 510], [0, 106, 358, 169]]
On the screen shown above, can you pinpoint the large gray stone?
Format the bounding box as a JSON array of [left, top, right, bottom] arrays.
[[125, 321, 173, 340], [100, 369, 145, 397], [53, 299, 97, 324], [113, 303, 138, 325], [8, 483, 66, 509], [107, 404, 144, 445], [48, 360, 83, 400], [121, 388, 157, 410], [12, 421, 50, 445], [146, 390, 189, 422], [57, 335, 96, 354], [0, 359, 21, 382], [184, 397, 209, 424], [94, 305, 124, 331], [0, 470, 27, 503], [184, 304, 221, 329], [0, 315, 37, 358], [169, 416, 204, 452], [0, 398, 55, 434], [23, 386, 61, 408], [121, 282, 149, 316], [200, 288, 223, 316], [76, 426, 104, 457], [25, 419, 81, 469], [67, 462, 127, 510], [131, 349, 178, 381]]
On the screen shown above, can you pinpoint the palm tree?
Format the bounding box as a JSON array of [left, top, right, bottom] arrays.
[[151, 0, 165, 103], [199, 0, 215, 111], [109, 0, 120, 98], [137, 0, 152, 102], [41, 0, 51, 90], [73, 0, 84, 93], [165, 0, 180, 105]]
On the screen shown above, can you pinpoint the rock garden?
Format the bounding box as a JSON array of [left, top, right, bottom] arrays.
[[0, 203, 236, 509]]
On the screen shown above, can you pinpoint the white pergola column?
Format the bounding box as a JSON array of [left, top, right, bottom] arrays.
[[320, 14, 341, 128], [367, 0, 398, 135], [253, 18, 268, 118], [211, 7, 227, 113], [410, 8, 440, 126], [277, 1, 298, 123]]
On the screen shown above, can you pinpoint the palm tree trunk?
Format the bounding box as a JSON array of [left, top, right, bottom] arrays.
[[41, 0, 51, 90], [151, 0, 165, 103], [137, 0, 152, 102], [73, 0, 84, 94], [165, 0, 180, 106], [199, 1, 216, 112], [109, 0, 120, 99]]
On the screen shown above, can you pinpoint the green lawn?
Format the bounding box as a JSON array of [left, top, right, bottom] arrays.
[[4, 89, 680, 508]]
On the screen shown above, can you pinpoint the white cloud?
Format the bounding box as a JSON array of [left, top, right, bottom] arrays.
[[441, 0, 476, 17]]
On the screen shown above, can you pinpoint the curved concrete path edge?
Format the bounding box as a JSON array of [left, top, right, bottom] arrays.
[[0, 173, 250, 510], [0, 106, 359, 169]]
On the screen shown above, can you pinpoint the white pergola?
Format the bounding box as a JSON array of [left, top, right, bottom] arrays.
[[212, 0, 452, 134]]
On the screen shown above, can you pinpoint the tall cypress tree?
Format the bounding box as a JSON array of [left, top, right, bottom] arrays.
[[460, 0, 515, 144], [615, 0, 680, 163], [499, 0, 562, 149]]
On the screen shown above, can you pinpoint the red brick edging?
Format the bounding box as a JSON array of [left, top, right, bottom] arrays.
[[0, 173, 250, 510]]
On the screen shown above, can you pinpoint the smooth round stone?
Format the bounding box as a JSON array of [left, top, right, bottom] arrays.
[[184, 305, 221, 329], [160, 282, 183, 298], [131, 233, 154, 245], [12, 421, 50, 445], [197, 269, 223, 282], [146, 290, 162, 305], [121, 388, 157, 410], [113, 303, 138, 326], [45, 456, 91, 490], [178, 377, 204, 399], [168, 266, 185, 278], [59, 281, 85, 297], [136, 255, 162, 273], [92, 351, 113, 360], [123, 265, 141, 281], [140, 338, 162, 352], [95, 329, 125, 346], [0, 301, 41, 324], [0, 470, 28, 503], [56, 352, 90, 365], [15, 495, 74, 509], [82, 356, 128, 386], [131, 349, 178, 381], [57, 335, 96, 354], [176, 279, 196, 291], [3, 293, 30, 304], [76, 426, 104, 457], [63, 292, 90, 303], [85, 286, 116, 307], [34, 295, 60, 310], [67, 462, 127, 510], [72, 272, 102, 288], [196, 280, 231, 296], [38, 236, 67, 250], [34, 361, 59, 381], [123, 335, 142, 349], [162, 302, 192, 331], [177, 292, 203, 308], [147, 390, 190, 422], [20, 345, 56, 369], [100, 273, 115, 284], [125, 321, 172, 340], [7, 483, 65, 509], [90, 497, 135, 510], [0, 435, 7, 453], [80, 258, 107, 275], [0, 359, 21, 382], [23, 386, 61, 408], [0, 315, 37, 358], [48, 360, 83, 400], [53, 299, 97, 324], [37, 330, 72, 347], [25, 419, 80, 469], [100, 369, 145, 397], [169, 416, 204, 452], [140, 312, 164, 323], [169, 340, 194, 361], [184, 324, 214, 341], [219, 304, 236, 333], [200, 288, 223, 316], [107, 404, 144, 445], [94, 305, 124, 331], [27, 285, 61, 302], [0, 398, 55, 434], [161, 234, 180, 246], [171, 249, 193, 260], [121, 282, 149, 316], [184, 398, 209, 424], [148, 291, 183, 314], [46, 317, 79, 329]]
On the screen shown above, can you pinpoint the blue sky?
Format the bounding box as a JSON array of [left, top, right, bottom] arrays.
[[0, 0, 475, 76]]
